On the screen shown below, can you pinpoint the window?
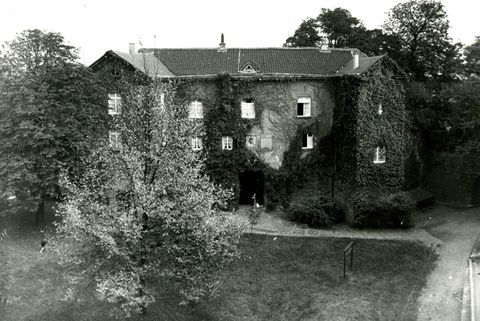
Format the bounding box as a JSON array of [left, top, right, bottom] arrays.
[[191, 137, 203, 151], [108, 93, 122, 115], [242, 64, 257, 73], [222, 136, 233, 150], [109, 131, 121, 149], [373, 146, 386, 164], [260, 135, 272, 150], [297, 97, 311, 117], [378, 103, 383, 115], [302, 133, 313, 149], [246, 135, 256, 147], [160, 93, 165, 109], [241, 99, 255, 119], [188, 100, 203, 119]]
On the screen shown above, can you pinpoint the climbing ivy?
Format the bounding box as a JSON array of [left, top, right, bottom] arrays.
[[198, 74, 266, 207]]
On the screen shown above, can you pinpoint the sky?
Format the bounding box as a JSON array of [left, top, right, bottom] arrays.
[[1, 0, 479, 65]]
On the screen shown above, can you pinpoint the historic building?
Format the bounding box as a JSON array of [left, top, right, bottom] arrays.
[[90, 36, 407, 206]]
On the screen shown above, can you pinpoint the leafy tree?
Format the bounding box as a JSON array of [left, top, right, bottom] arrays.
[[284, 18, 322, 47], [465, 36, 480, 77], [49, 80, 242, 318], [317, 8, 362, 48], [348, 28, 402, 58], [0, 29, 108, 220], [384, 0, 461, 80]]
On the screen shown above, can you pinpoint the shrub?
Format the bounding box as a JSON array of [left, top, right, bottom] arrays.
[[286, 194, 343, 228], [352, 190, 415, 228]]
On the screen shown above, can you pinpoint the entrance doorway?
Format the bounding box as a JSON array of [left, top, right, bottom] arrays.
[[239, 171, 264, 205], [472, 177, 480, 206]]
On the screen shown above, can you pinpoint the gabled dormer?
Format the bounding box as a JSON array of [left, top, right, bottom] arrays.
[[240, 61, 258, 74]]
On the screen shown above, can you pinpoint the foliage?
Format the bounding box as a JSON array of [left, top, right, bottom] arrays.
[[283, 18, 322, 47], [201, 74, 264, 207], [0, 29, 109, 217], [352, 190, 415, 228], [384, 0, 461, 81], [465, 36, 480, 78], [49, 81, 242, 318], [354, 62, 409, 189], [317, 8, 362, 48], [286, 194, 343, 228]]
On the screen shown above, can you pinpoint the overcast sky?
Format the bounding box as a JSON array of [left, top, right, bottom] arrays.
[[1, 0, 479, 65]]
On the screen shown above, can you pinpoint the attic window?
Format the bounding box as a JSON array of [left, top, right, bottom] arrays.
[[241, 64, 257, 73]]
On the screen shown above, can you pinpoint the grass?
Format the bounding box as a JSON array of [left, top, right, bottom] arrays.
[[0, 212, 437, 321]]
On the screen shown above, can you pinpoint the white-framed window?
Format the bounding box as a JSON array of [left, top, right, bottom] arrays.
[[260, 135, 272, 150], [373, 146, 386, 164], [188, 100, 203, 119], [297, 97, 311, 117], [191, 136, 203, 151], [378, 103, 383, 115], [302, 133, 313, 149], [108, 93, 122, 115], [241, 99, 255, 119], [246, 135, 256, 147], [109, 131, 121, 149], [222, 136, 233, 150]]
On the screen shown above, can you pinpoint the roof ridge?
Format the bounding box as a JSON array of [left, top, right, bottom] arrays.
[[140, 47, 358, 51]]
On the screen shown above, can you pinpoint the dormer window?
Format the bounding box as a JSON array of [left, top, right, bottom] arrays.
[[373, 146, 386, 164], [297, 97, 311, 117], [242, 64, 256, 73], [241, 99, 255, 119], [302, 133, 313, 149], [108, 93, 122, 115], [240, 61, 258, 73], [188, 100, 203, 119]]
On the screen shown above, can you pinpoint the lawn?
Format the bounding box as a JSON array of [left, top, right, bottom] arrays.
[[1, 212, 437, 321]]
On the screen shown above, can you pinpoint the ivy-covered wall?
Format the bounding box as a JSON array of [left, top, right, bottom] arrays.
[[352, 62, 407, 191]]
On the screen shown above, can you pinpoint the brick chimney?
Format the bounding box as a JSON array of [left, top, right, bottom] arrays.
[[218, 33, 226, 52], [129, 43, 136, 55]]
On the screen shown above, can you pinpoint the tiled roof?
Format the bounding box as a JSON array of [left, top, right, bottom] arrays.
[[139, 48, 363, 77], [337, 55, 384, 75], [112, 51, 174, 77]]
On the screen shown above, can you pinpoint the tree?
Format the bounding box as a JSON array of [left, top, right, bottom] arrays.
[[384, 0, 461, 80], [317, 8, 362, 48], [49, 80, 242, 318], [284, 18, 322, 47], [0, 30, 108, 220], [465, 36, 480, 77], [348, 28, 402, 58]]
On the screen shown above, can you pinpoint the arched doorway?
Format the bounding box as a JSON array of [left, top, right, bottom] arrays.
[[471, 177, 480, 206], [239, 171, 264, 205]]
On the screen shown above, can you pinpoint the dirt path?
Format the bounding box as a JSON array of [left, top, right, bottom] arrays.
[[415, 207, 480, 321]]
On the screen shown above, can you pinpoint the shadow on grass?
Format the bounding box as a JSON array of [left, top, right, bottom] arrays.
[[2, 212, 437, 321]]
